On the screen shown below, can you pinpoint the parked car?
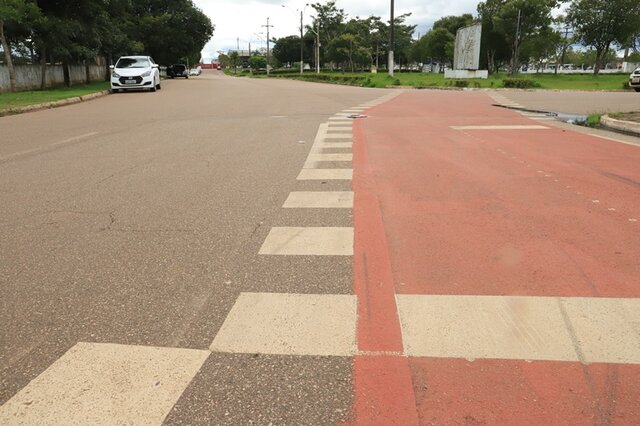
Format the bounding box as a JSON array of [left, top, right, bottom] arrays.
[[216, 65, 222, 70], [110, 56, 161, 93], [189, 68, 201, 76], [167, 64, 189, 79], [629, 68, 640, 92]]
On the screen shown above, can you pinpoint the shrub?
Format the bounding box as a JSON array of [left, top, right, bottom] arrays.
[[502, 78, 539, 89]]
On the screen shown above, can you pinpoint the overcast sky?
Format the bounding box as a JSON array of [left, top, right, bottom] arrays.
[[193, 0, 480, 61]]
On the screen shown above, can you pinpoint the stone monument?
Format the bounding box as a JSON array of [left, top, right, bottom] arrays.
[[445, 23, 488, 79]]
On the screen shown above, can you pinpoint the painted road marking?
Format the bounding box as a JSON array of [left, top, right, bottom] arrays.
[[0, 342, 209, 425], [318, 142, 352, 149], [297, 169, 353, 180], [0, 132, 100, 164], [304, 153, 353, 169], [329, 117, 352, 121], [259, 227, 353, 255], [210, 293, 357, 356], [307, 153, 352, 162], [326, 126, 353, 131], [396, 295, 640, 364], [323, 133, 353, 139], [283, 191, 354, 209], [451, 125, 549, 130]]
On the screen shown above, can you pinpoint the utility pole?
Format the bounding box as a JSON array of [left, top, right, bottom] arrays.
[[262, 18, 273, 75], [300, 10, 304, 75], [512, 9, 522, 75], [388, 0, 395, 77], [314, 20, 320, 74]]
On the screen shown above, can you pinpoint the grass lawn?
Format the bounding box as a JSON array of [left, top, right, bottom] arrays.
[[0, 82, 110, 110], [234, 69, 631, 91]]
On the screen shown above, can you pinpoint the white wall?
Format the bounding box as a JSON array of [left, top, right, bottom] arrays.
[[0, 64, 106, 92]]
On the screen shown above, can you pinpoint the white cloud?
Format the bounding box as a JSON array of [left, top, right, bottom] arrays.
[[194, 0, 480, 61]]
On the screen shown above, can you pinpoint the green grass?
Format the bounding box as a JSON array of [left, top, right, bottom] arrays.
[[232, 69, 631, 91], [0, 82, 110, 110], [586, 114, 602, 127]]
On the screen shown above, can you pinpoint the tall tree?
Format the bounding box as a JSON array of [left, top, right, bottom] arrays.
[[0, 0, 40, 91], [477, 0, 511, 74], [433, 14, 475, 36], [493, 0, 558, 75], [567, 0, 640, 75]]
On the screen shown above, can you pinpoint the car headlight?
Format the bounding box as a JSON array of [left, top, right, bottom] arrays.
[[112, 72, 120, 78], [141, 70, 151, 77]]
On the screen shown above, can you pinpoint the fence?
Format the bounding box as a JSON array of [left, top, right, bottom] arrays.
[[0, 64, 106, 93]]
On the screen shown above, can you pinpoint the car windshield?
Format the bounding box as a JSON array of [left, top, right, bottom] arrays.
[[116, 58, 149, 69]]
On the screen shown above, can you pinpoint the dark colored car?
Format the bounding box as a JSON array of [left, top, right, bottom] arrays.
[[167, 64, 189, 79]]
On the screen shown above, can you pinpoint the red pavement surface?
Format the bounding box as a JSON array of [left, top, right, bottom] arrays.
[[351, 90, 640, 424]]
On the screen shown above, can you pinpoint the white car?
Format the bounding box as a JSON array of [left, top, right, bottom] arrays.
[[110, 56, 161, 93], [629, 68, 640, 92]]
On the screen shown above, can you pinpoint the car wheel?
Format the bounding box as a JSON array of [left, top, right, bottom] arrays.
[[186, 76, 189, 79], [635, 88, 640, 92], [111, 88, 119, 93], [156, 82, 161, 90]]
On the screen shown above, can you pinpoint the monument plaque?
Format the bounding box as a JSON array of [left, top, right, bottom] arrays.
[[445, 23, 488, 79]]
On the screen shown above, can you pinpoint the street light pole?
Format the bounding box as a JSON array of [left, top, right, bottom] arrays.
[[262, 17, 273, 75], [300, 10, 304, 75], [388, 0, 395, 77]]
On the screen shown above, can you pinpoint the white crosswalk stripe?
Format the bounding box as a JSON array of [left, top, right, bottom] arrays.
[[0, 343, 209, 425]]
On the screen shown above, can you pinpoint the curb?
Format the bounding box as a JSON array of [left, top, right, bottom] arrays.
[[0, 90, 110, 118], [600, 115, 640, 137]]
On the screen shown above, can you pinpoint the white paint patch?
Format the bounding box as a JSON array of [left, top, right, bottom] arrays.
[[283, 191, 353, 209], [259, 227, 353, 256], [451, 125, 549, 130], [318, 142, 352, 149], [329, 117, 352, 121], [210, 293, 357, 356], [307, 153, 352, 162], [0, 342, 209, 425], [322, 134, 353, 139], [396, 295, 640, 364], [297, 169, 353, 180], [0, 132, 99, 163]]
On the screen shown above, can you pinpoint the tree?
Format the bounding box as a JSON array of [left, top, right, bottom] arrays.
[[0, 0, 40, 91], [493, 0, 558, 75], [433, 14, 475, 36], [520, 26, 562, 70], [249, 54, 266, 69], [567, 0, 640, 75], [228, 51, 239, 73], [310, 1, 346, 66], [273, 35, 302, 65], [326, 32, 370, 72], [478, 0, 511, 74]]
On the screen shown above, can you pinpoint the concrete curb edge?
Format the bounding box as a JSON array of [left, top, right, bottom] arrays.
[[0, 90, 110, 118], [600, 115, 640, 137]]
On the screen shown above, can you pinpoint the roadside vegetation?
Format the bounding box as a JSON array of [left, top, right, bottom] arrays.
[[0, 82, 109, 110], [226, 68, 631, 91], [221, 0, 640, 87]]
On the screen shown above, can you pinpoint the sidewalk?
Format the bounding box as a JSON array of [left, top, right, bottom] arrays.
[[352, 90, 640, 424]]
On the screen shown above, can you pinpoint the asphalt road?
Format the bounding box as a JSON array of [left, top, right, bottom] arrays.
[[1, 74, 638, 424], [0, 71, 382, 424]]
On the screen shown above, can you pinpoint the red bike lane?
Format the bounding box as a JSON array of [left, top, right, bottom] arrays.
[[351, 90, 640, 424]]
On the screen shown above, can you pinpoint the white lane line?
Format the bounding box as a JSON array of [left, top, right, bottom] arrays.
[[259, 227, 353, 256], [0, 342, 209, 425], [283, 191, 353, 209], [210, 293, 357, 356], [451, 125, 549, 130], [303, 153, 352, 168], [317, 142, 352, 149], [0, 132, 99, 163], [297, 169, 353, 180], [326, 126, 352, 131], [323, 133, 352, 139], [396, 295, 640, 364], [329, 117, 352, 121], [307, 153, 352, 162]]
